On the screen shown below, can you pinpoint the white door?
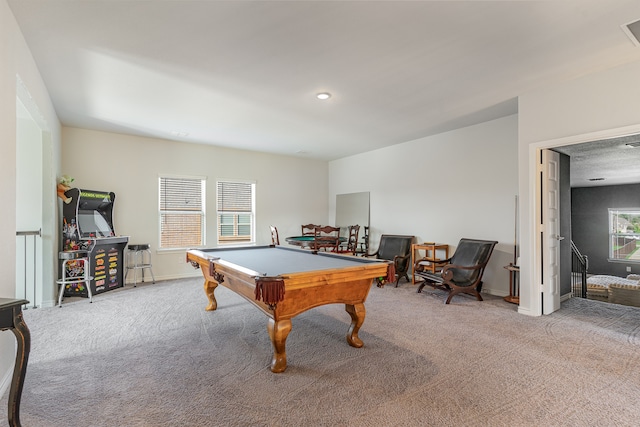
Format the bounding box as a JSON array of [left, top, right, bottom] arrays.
[[540, 149, 561, 314]]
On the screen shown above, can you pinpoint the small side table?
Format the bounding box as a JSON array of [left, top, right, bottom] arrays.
[[411, 243, 449, 284], [0, 298, 30, 427], [503, 264, 520, 304]]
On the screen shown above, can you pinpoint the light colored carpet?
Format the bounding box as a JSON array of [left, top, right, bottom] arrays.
[[2, 276, 640, 426]]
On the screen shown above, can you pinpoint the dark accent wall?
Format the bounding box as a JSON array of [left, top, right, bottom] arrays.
[[571, 183, 640, 276]]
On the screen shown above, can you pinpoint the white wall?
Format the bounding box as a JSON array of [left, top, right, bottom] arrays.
[[62, 127, 330, 281], [1, 0, 61, 401], [15, 99, 43, 306], [518, 59, 640, 316], [16, 100, 42, 231], [329, 115, 519, 297]]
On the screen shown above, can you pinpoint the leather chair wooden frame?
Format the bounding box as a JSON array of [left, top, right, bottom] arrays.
[[366, 234, 414, 287], [415, 238, 498, 304]]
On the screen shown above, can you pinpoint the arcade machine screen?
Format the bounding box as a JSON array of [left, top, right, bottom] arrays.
[[77, 210, 114, 238]]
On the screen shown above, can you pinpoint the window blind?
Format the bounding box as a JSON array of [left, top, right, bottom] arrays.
[[159, 177, 204, 248], [216, 181, 254, 243], [160, 178, 203, 211], [217, 181, 252, 213]]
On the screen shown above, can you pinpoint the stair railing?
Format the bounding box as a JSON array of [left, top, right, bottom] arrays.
[[571, 240, 588, 298]]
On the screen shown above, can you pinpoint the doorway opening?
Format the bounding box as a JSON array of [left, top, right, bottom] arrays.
[[529, 124, 640, 315]]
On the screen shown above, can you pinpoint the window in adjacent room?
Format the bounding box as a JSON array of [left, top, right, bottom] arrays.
[[609, 208, 640, 261], [159, 176, 205, 249], [217, 180, 255, 244]]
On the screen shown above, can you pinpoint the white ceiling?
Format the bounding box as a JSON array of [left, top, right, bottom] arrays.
[[8, 0, 640, 170]]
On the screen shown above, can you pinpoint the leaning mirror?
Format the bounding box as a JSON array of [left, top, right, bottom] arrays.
[[335, 192, 370, 230]]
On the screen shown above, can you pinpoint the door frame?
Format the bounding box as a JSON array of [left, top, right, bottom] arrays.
[[525, 123, 640, 316]]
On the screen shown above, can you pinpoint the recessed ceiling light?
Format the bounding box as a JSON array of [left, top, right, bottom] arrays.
[[316, 92, 331, 100]]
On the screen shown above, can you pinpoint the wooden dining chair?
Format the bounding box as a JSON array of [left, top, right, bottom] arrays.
[[313, 226, 340, 252], [337, 225, 360, 255], [269, 225, 280, 245], [301, 224, 319, 236], [355, 226, 370, 256]]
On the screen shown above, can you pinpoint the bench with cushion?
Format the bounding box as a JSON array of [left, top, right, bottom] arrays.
[[586, 274, 640, 306]]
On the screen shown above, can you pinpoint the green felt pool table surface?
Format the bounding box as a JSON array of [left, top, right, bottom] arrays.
[[193, 245, 372, 276]]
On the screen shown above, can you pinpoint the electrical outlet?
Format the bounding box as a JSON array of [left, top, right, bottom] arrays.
[[627, 266, 632, 272]]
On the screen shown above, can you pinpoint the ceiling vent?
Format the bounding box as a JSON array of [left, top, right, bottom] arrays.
[[622, 19, 640, 47]]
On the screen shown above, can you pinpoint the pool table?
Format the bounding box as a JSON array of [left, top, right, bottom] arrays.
[[186, 245, 392, 373]]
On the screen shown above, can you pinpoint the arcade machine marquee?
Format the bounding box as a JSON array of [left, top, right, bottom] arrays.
[[62, 188, 129, 297]]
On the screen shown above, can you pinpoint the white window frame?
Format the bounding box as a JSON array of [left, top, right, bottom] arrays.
[[158, 175, 206, 249], [216, 179, 255, 245], [608, 208, 640, 263]]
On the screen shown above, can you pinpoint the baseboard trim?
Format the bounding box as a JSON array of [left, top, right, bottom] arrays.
[[124, 272, 202, 286], [481, 286, 508, 298]]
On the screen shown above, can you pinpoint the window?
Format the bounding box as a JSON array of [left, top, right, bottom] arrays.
[[609, 208, 640, 261], [217, 180, 255, 244], [159, 176, 205, 249]]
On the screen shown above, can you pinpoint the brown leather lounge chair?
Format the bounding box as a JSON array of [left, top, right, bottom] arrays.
[[415, 238, 497, 304], [367, 234, 414, 287]]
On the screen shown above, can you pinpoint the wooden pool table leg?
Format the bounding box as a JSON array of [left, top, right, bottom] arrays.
[[267, 318, 292, 373], [203, 279, 218, 311], [345, 303, 365, 348]]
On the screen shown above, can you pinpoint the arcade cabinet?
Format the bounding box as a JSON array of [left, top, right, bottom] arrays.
[[61, 188, 129, 297]]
